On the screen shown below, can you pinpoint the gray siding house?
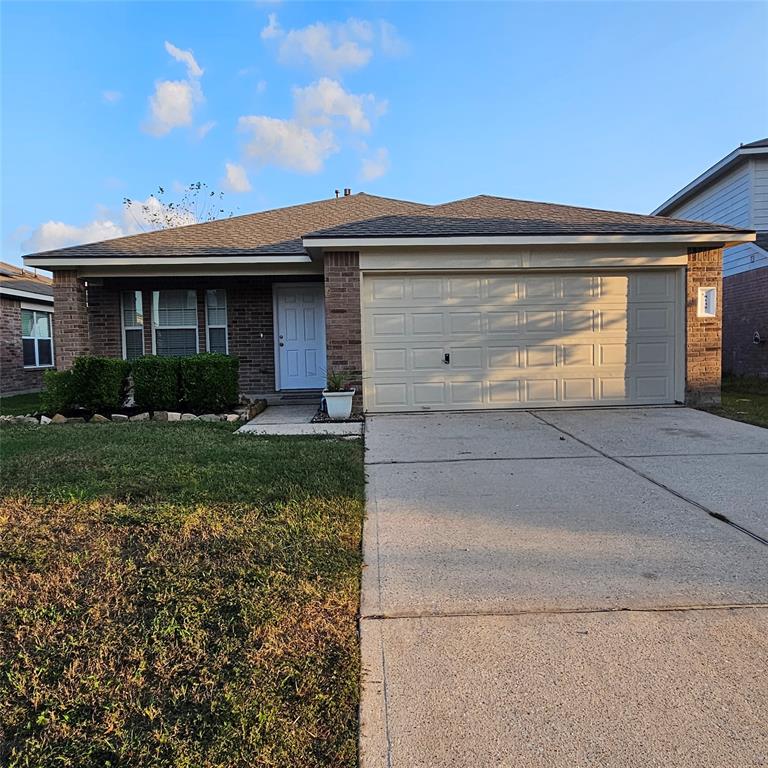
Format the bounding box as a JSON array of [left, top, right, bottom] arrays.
[[655, 138, 768, 377]]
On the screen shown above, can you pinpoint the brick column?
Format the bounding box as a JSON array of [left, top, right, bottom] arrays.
[[323, 252, 363, 409], [52, 270, 90, 369], [686, 246, 723, 406]]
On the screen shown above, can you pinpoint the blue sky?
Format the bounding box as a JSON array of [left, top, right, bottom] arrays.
[[2, 1, 767, 264]]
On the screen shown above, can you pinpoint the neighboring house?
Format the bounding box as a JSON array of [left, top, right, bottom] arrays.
[[654, 138, 768, 378], [0, 262, 55, 395], [24, 192, 754, 412]]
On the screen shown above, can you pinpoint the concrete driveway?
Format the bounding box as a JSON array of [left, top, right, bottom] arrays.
[[360, 407, 768, 767]]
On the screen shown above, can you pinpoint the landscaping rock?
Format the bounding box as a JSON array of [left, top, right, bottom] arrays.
[[153, 411, 169, 422], [167, 412, 181, 422], [111, 414, 129, 422], [90, 414, 110, 423], [248, 400, 268, 419], [40, 415, 52, 425], [180, 413, 199, 421], [67, 417, 86, 424], [51, 414, 67, 424], [199, 414, 222, 422], [15, 416, 39, 425], [130, 412, 149, 422], [225, 413, 240, 423]]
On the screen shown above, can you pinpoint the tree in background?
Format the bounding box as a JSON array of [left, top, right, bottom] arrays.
[[123, 182, 237, 231]]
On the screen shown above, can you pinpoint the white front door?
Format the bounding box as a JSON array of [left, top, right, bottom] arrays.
[[275, 284, 327, 390]]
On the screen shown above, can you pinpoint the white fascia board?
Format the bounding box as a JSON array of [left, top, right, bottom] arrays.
[[303, 232, 756, 249], [23, 254, 312, 269], [652, 146, 768, 215], [0, 286, 54, 303]]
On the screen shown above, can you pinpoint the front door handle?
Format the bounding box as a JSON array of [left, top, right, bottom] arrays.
[[279, 342, 285, 347], [443, 353, 450, 365]]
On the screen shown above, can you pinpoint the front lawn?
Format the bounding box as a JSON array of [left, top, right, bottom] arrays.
[[705, 376, 768, 429], [0, 422, 364, 767], [0, 392, 42, 416]]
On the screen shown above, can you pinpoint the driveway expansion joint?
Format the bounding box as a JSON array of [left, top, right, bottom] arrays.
[[360, 603, 768, 622], [529, 410, 768, 547]]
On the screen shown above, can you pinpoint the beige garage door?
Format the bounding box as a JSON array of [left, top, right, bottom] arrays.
[[362, 272, 681, 412]]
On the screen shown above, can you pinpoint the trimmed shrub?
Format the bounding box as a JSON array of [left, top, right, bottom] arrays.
[[132, 356, 180, 411], [179, 354, 239, 412], [70, 357, 131, 412], [41, 370, 75, 414]]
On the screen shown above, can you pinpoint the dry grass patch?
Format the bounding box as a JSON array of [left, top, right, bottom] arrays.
[[0, 424, 364, 767]]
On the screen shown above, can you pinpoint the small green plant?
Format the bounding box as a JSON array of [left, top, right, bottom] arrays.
[[131, 356, 180, 411], [324, 369, 355, 392], [179, 353, 239, 412], [40, 370, 74, 414], [70, 357, 130, 412]]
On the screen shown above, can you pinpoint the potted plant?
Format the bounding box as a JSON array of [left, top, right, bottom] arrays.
[[322, 369, 356, 420]]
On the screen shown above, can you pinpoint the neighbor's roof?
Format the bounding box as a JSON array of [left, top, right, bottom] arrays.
[[0, 261, 53, 300], [23, 192, 753, 269], [304, 195, 751, 240], [24, 194, 427, 262], [654, 138, 768, 216]]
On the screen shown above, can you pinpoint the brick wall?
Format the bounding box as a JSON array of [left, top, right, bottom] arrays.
[[686, 246, 723, 405], [78, 276, 320, 395], [323, 252, 363, 409], [0, 296, 49, 394], [722, 266, 768, 378], [53, 271, 89, 369]]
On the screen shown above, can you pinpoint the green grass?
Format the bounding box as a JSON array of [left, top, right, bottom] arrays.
[[0, 392, 42, 416], [0, 422, 365, 767], [705, 376, 768, 429]]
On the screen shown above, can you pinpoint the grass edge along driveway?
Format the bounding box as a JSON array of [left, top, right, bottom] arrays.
[[0, 422, 364, 768]]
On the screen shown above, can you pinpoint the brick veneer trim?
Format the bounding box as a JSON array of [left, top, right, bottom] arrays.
[[685, 246, 723, 405], [323, 252, 363, 409], [53, 271, 90, 369], [722, 266, 768, 378]]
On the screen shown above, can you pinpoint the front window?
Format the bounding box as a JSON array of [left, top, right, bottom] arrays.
[[121, 291, 144, 360], [205, 289, 228, 354], [152, 289, 199, 357], [21, 309, 54, 368]]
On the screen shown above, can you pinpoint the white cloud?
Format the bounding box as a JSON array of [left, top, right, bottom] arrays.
[[262, 16, 406, 74], [238, 116, 337, 173], [261, 12, 282, 39], [102, 90, 122, 104], [197, 120, 217, 139], [360, 147, 389, 181], [222, 162, 252, 193], [164, 41, 203, 78], [293, 78, 383, 133], [143, 42, 204, 137], [22, 197, 197, 254]]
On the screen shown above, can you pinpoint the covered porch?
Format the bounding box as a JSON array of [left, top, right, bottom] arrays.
[[52, 271, 334, 400]]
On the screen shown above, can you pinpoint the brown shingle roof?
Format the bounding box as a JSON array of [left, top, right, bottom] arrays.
[[305, 194, 752, 239], [0, 261, 53, 297], [25, 193, 426, 261]]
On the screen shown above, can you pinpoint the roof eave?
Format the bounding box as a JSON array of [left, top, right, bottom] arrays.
[[0, 286, 55, 303], [303, 231, 756, 249], [23, 253, 313, 270], [653, 146, 768, 216]]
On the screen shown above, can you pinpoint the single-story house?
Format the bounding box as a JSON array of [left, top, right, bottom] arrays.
[[23, 192, 755, 412], [654, 137, 768, 378], [0, 262, 54, 395]]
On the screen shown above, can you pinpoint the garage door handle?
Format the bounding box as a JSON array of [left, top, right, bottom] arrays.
[[443, 353, 450, 365]]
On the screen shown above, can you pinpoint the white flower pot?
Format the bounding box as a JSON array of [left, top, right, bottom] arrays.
[[323, 389, 356, 420]]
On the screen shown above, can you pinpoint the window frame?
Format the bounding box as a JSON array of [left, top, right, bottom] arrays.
[[21, 307, 55, 369], [120, 290, 145, 361], [151, 289, 200, 357], [205, 289, 228, 354]]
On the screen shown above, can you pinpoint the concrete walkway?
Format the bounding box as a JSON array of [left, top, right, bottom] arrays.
[[237, 404, 363, 436], [361, 408, 768, 767]]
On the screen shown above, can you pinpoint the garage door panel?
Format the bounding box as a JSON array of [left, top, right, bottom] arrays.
[[363, 272, 679, 411]]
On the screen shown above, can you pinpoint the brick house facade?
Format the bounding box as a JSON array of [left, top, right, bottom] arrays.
[[0, 263, 54, 395], [27, 193, 756, 412], [722, 266, 768, 378]]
